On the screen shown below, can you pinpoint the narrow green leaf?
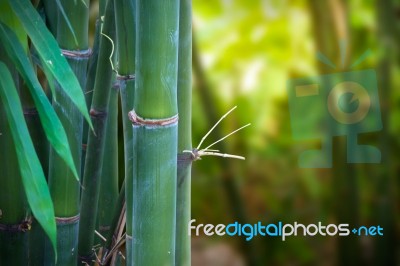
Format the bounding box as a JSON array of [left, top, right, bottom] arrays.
[[0, 62, 57, 261], [7, 0, 93, 130], [0, 22, 79, 182]]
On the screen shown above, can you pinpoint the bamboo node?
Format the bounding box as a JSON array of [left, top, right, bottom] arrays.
[[0, 217, 32, 232], [61, 48, 92, 59], [90, 108, 108, 118], [128, 109, 178, 127], [55, 214, 80, 225], [116, 73, 135, 81]]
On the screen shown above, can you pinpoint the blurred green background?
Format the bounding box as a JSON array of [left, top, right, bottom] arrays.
[[189, 0, 399, 265]]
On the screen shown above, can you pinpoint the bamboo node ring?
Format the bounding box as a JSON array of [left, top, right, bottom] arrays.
[[55, 214, 80, 225], [128, 109, 178, 127], [61, 48, 92, 59], [0, 217, 32, 232]]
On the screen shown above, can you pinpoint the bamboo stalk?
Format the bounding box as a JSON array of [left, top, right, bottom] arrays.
[[131, 0, 180, 264], [175, 0, 192, 264], [42, 0, 57, 35], [22, 83, 48, 266], [77, 0, 115, 263], [82, 0, 108, 177], [44, 0, 89, 264], [114, 0, 135, 263], [95, 80, 119, 245], [0, 50, 30, 265]]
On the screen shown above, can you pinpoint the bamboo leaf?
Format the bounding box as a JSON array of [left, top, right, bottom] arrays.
[[7, 0, 93, 130], [0, 62, 57, 261], [0, 22, 80, 182]]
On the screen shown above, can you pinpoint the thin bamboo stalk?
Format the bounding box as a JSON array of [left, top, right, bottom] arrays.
[[114, 0, 135, 263], [82, 0, 108, 177], [22, 80, 48, 266], [96, 81, 119, 245], [175, 0, 192, 264], [77, 0, 115, 263], [45, 0, 89, 264], [131, 0, 180, 264]]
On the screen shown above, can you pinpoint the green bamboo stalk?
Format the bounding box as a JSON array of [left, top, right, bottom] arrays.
[[95, 80, 119, 245], [42, 0, 57, 35], [22, 81, 48, 266], [77, 0, 115, 263], [131, 0, 179, 264], [114, 0, 135, 263], [45, 0, 89, 264], [82, 0, 108, 176], [1, 5, 48, 264], [175, 0, 192, 264], [0, 48, 30, 265]]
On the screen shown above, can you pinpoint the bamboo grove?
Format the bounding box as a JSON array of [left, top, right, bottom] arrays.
[[0, 0, 193, 265]]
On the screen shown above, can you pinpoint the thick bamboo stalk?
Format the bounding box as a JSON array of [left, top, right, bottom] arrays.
[[131, 0, 180, 264], [114, 0, 135, 263], [77, 0, 115, 263], [0, 50, 30, 265], [0, 104, 30, 265], [175, 0, 192, 264], [45, 0, 89, 264]]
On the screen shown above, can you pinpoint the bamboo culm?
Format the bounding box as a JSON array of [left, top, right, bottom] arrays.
[[45, 0, 90, 264], [175, 0, 193, 264], [131, 0, 180, 264], [114, 0, 135, 263], [77, 0, 116, 263]]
